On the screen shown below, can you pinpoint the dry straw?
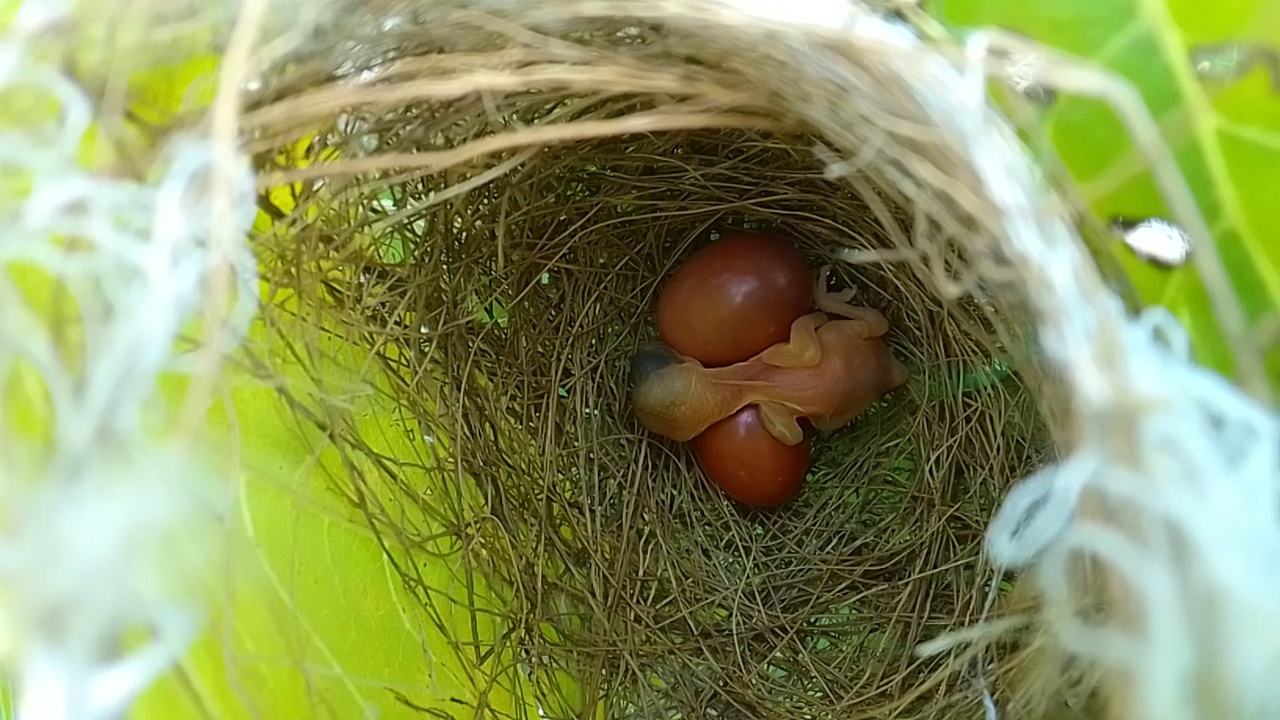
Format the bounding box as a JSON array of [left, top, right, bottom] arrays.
[[8, 0, 1278, 718]]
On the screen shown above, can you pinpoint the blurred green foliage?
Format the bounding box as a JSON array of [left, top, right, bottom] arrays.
[[934, 0, 1280, 395]]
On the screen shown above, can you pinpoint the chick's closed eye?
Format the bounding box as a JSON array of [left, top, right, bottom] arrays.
[[630, 342, 681, 387]]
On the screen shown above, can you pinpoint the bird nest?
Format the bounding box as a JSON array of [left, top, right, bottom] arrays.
[[244, 2, 1090, 717]]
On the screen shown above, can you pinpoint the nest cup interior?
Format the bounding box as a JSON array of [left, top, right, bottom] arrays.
[[250, 16, 1057, 719]]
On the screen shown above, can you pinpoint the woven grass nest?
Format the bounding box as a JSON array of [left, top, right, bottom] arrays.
[[246, 2, 1076, 717]]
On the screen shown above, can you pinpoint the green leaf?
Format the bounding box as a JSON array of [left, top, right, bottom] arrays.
[[472, 291, 511, 328], [129, 302, 537, 720], [2, 258, 510, 718], [932, 0, 1280, 393]]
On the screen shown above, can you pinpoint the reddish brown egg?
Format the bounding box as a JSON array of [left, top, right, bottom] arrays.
[[657, 231, 813, 368], [690, 405, 811, 508]]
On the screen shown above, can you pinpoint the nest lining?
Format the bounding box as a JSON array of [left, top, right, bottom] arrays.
[[248, 11, 1061, 719]]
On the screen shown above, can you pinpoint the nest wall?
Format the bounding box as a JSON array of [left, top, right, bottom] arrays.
[[246, 3, 1080, 718]]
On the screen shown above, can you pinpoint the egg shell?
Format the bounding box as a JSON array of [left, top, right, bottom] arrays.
[[657, 231, 814, 368], [690, 405, 811, 508]]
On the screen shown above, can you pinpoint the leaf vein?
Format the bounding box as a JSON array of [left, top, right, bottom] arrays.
[[1141, 0, 1280, 310]]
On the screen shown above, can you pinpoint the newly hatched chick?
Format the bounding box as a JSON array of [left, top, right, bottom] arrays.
[[631, 269, 909, 446]]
